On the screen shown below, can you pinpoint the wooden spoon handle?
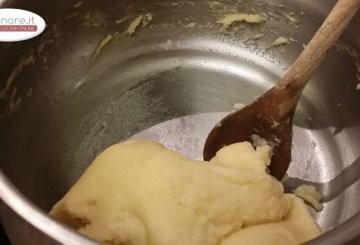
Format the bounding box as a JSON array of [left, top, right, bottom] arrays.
[[277, 0, 360, 92]]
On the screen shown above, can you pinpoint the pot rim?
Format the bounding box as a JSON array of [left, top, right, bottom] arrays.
[[0, 0, 359, 243], [0, 169, 95, 245]]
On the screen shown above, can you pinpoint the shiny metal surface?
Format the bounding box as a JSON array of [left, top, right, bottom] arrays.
[[0, 0, 359, 244]]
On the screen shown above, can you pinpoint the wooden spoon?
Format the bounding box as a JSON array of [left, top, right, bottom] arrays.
[[203, 0, 360, 180]]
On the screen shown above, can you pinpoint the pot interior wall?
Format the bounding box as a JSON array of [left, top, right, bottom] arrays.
[[0, 0, 360, 242]]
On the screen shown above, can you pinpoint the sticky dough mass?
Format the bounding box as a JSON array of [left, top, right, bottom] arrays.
[[50, 140, 320, 245]]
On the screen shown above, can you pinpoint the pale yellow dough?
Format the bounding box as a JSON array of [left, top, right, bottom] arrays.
[[50, 140, 320, 245]]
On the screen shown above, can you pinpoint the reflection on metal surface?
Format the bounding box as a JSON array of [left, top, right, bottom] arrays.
[[0, 0, 359, 244], [131, 113, 227, 160]]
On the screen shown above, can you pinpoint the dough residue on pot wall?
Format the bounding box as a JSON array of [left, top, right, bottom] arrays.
[[90, 34, 114, 63], [83, 12, 106, 27], [268, 36, 289, 49], [125, 15, 144, 35], [50, 140, 320, 245], [293, 185, 323, 211], [126, 13, 153, 35], [217, 13, 266, 30]]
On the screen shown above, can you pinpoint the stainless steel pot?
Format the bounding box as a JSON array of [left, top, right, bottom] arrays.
[[0, 0, 359, 244]]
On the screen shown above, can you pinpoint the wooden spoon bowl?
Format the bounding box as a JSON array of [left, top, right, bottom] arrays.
[[204, 0, 360, 180]]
